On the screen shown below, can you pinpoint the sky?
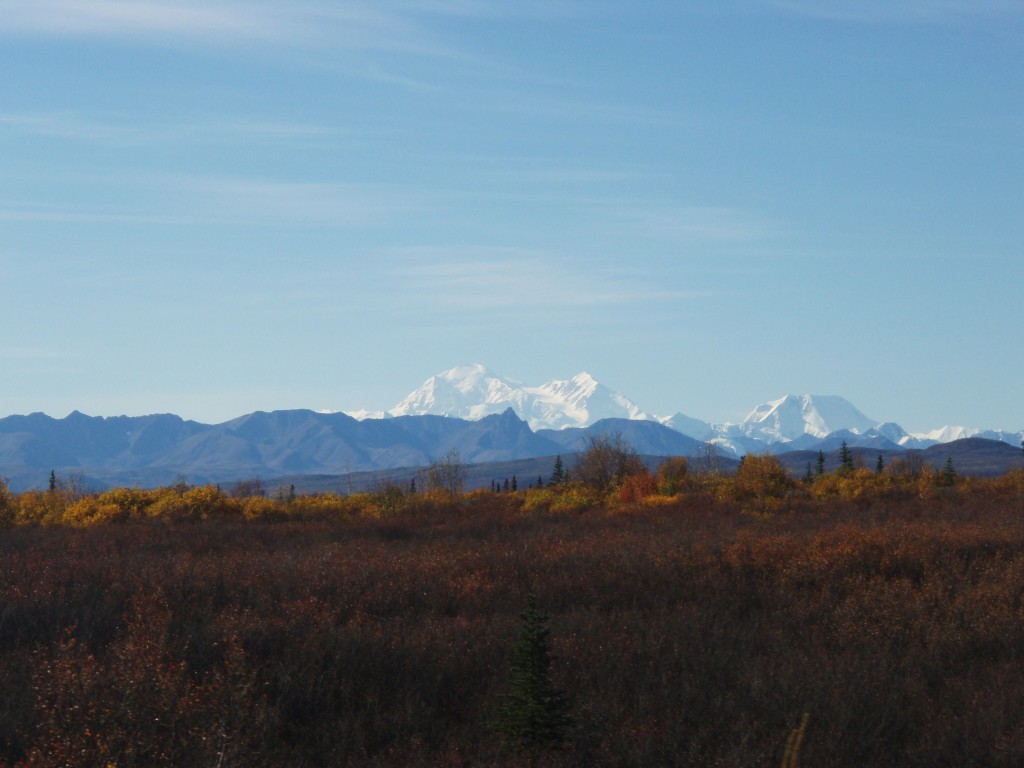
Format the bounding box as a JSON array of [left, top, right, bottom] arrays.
[[1, 0, 1022, 434]]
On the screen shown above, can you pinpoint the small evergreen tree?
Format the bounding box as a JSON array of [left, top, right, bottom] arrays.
[[491, 593, 573, 765], [537, 475, 544, 489], [815, 450, 826, 476], [940, 457, 957, 487], [838, 441, 854, 475], [512, 475, 518, 492], [876, 454, 885, 475], [803, 462, 813, 484], [549, 455, 566, 486]]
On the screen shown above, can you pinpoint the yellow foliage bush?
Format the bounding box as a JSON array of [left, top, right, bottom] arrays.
[[810, 468, 899, 502], [522, 488, 555, 514], [464, 489, 524, 515], [632, 494, 679, 510], [96, 487, 155, 518], [726, 455, 794, 502], [548, 483, 602, 514], [64, 498, 128, 527], [17, 490, 64, 526], [241, 496, 288, 521], [146, 484, 238, 522], [289, 493, 348, 519]]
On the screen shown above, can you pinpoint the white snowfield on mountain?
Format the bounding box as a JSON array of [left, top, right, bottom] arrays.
[[344, 364, 1023, 452]]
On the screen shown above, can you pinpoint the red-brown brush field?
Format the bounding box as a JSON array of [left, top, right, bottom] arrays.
[[3, 473, 1024, 766]]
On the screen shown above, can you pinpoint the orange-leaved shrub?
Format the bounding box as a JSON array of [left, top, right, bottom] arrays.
[[617, 471, 658, 505]]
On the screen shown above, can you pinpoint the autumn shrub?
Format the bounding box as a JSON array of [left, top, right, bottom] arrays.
[[548, 483, 603, 513], [241, 495, 288, 522], [21, 596, 268, 767], [288, 492, 350, 519], [368, 480, 409, 516], [722, 454, 795, 515], [810, 467, 910, 504], [571, 433, 645, 494], [522, 487, 555, 513], [63, 497, 128, 527], [655, 456, 689, 496], [0, 479, 15, 527], [617, 471, 658, 505], [345, 490, 387, 517], [16, 490, 64, 526], [465, 488, 524, 515], [7, 474, 1024, 765], [147, 484, 238, 522], [96, 486, 156, 518], [977, 468, 1024, 500]]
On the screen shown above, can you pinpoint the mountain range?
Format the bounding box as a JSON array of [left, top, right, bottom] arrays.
[[346, 364, 1024, 455], [0, 364, 1020, 491]]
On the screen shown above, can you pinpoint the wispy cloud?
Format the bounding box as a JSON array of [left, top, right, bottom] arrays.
[[762, 0, 1023, 25], [0, 1, 568, 51], [0, 1, 290, 41], [383, 246, 709, 310], [614, 205, 784, 245], [0, 173, 427, 228], [174, 176, 429, 227], [0, 111, 131, 141], [0, 202, 169, 224], [0, 111, 335, 145], [488, 92, 679, 128]]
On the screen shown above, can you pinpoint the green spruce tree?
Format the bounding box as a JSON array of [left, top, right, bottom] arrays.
[[815, 450, 826, 476], [491, 592, 573, 765], [838, 441, 855, 475], [549, 455, 566, 486], [940, 457, 957, 487]]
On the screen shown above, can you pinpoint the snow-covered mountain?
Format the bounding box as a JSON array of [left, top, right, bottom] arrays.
[[383, 364, 651, 431], [347, 364, 1024, 456], [728, 394, 879, 443], [658, 412, 715, 441]]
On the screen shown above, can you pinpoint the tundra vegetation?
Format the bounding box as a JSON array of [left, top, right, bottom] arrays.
[[3, 440, 1024, 766]]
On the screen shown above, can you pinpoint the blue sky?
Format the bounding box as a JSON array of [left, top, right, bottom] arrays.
[[1, 1, 1021, 433]]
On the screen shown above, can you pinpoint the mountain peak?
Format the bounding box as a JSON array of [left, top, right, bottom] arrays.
[[736, 394, 878, 442], [437, 363, 509, 389], [384, 366, 645, 430], [570, 371, 598, 388]]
